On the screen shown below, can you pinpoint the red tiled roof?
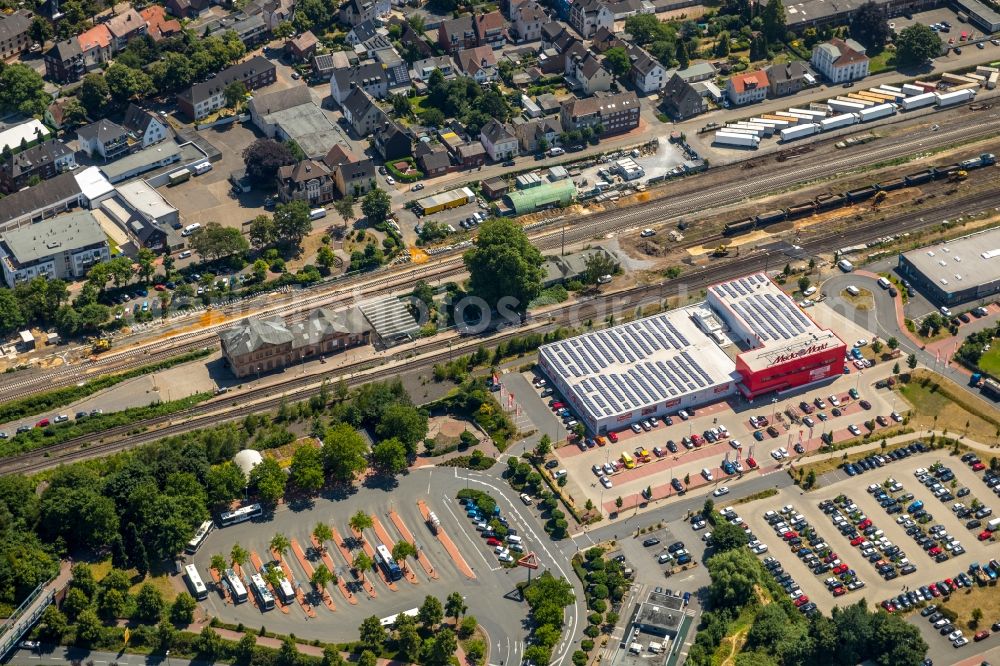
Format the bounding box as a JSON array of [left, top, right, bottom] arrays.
[[78, 24, 112, 51], [729, 69, 769, 93]]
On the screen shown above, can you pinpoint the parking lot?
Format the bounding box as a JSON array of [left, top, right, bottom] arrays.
[[892, 7, 1000, 49], [189, 469, 558, 655]]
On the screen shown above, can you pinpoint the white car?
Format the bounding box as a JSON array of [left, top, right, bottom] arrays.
[[777, 447, 788, 458], [640, 228, 656, 237], [948, 630, 963, 642], [385, 175, 396, 185], [803, 286, 817, 296], [855, 338, 868, 347], [770, 449, 784, 460], [848, 424, 862, 435], [691, 519, 706, 530], [752, 543, 768, 554], [600, 476, 613, 489], [713, 486, 730, 497], [499, 553, 514, 563], [891, 412, 903, 422], [733, 461, 744, 473], [729, 439, 742, 450], [953, 637, 968, 648], [702, 531, 713, 542], [829, 395, 841, 406]]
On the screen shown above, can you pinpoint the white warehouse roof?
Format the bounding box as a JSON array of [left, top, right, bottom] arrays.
[[538, 305, 737, 422]]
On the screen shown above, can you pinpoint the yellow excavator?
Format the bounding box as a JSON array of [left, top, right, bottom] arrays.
[[712, 244, 732, 257], [92, 338, 111, 353], [949, 169, 968, 182]]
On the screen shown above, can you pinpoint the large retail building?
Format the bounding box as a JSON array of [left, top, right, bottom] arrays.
[[897, 228, 1000, 307], [539, 273, 847, 433]]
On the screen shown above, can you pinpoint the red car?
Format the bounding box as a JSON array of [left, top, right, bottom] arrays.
[[973, 462, 986, 471], [929, 586, 941, 597], [154, 284, 167, 291], [35, 418, 50, 427], [608, 431, 619, 443], [850, 536, 865, 546], [551, 402, 565, 411], [783, 531, 798, 540], [858, 519, 872, 529], [486, 538, 501, 546], [974, 630, 990, 642], [794, 595, 809, 607], [691, 434, 704, 446], [833, 564, 849, 575], [978, 530, 993, 541], [881, 600, 896, 612], [928, 546, 942, 556], [746, 457, 757, 468]]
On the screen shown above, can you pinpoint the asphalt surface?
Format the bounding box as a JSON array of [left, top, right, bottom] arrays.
[[5, 646, 209, 665]]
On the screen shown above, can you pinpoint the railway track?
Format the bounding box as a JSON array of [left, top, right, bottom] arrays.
[[2, 110, 997, 402], [6, 186, 1000, 476]]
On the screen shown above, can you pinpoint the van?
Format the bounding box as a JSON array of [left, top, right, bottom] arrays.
[[519, 493, 533, 505], [181, 223, 201, 237], [178, 250, 192, 259], [877, 277, 891, 289], [553, 469, 567, 479], [547, 147, 565, 157], [846, 285, 861, 296], [701, 468, 713, 481], [309, 208, 327, 220], [193, 161, 213, 175], [838, 259, 854, 272], [506, 535, 522, 544]]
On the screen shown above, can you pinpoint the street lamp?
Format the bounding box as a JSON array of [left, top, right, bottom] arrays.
[[166, 650, 171, 666]]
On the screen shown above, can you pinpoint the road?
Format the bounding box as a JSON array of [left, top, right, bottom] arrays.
[[4, 646, 216, 665]]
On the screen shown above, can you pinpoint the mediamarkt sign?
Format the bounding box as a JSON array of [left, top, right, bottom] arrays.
[[768, 342, 831, 366]]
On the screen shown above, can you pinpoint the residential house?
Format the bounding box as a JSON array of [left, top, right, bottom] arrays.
[[565, 51, 611, 95], [480, 119, 518, 161], [312, 53, 337, 81], [231, 14, 268, 47], [341, 87, 387, 137], [766, 60, 810, 97], [98, 142, 180, 184], [481, 175, 509, 199], [0, 210, 109, 286], [568, 0, 612, 38], [416, 143, 452, 176], [474, 11, 507, 48], [456, 46, 498, 83], [412, 55, 455, 81], [541, 21, 576, 52], [44, 39, 84, 84], [455, 141, 486, 168], [78, 24, 113, 70], [248, 86, 338, 159], [626, 44, 666, 94], [323, 145, 376, 197], [338, 0, 390, 27], [663, 61, 716, 83], [811, 38, 869, 83], [514, 117, 560, 153], [726, 68, 769, 105], [262, 0, 294, 29], [140, 5, 182, 42], [590, 25, 618, 51], [287, 31, 318, 61], [511, 0, 546, 41], [0, 140, 77, 194], [346, 20, 380, 46], [106, 8, 147, 51], [277, 160, 336, 205], [219, 308, 371, 378], [661, 72, 706, 119], [604, 0, 653, 20], [177, 56, 276, 120], [398, 21, 434, 60], [355, 32, 392, 58], [329, 62, 389, 106], [374, 47, 410, 89], [0, 171, 83, 231], [122, 104, 170, 148], [45, 100, 76, 131], [165, 0, 210, 18], [560, 90, 640, 135], [77, 120, 133, 161], [0, 10, 33, 60], [438, 15, 476, 54], [372, 121, 412, 160]]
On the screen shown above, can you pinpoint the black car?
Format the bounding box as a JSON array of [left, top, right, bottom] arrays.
[[668, 541, 685, 553], [967, 519, 981, 529], [920, 605, 937, 617], [671, 478, 684, 492], [642, 538, 661, 547], [544, 460, 559, 469], [666, 440, 678, 453]]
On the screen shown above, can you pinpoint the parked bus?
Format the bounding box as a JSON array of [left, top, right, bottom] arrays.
[[621, 451, 635, 469], [185, 520, 214, 554], [380, 608, 419, 627], [184, 564, 208, 600], [375, 544, 402, 581], [225, 568, 248, 603], [249, 573, 275, 610], [219, 503, 262, 527]]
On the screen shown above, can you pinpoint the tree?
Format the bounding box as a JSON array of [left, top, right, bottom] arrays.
[[135, 582, 165, 623], [273, 200, 313, 249], [170, 591, 196, 624], [249, 215, 277, 250], [582, 251, 620, 286], [359, 615, 387, 653], [361, 187, 392, 227], [850, 1, 891, 51], [710, 520, 749, 552], [311, 563, 335, 591], [797, 276, 811, 293], [445, 591, 467, 622], [707, 548, 764, 607], [423, 628, 458, 665], [464, 218, 545, 318], [395, 613, 423, 661], [231, 543, 249, 568], [749, 32, 769, 61], [0, 289, 25, 335], [675, 40, 689, 69], [358, 651, 378, 666], [907, 353, 917, 370], [210, 554, 228, 575], [761, 0, 786, 41], [392, 540, 417, 568], [892, 362, 900, 375], [715, 30, 732, 56], [38, 605, 68, 641], [896, 23, 941, 66], [374, 404, 428, 456], [270, 533, 291, 559], [105, 63, 155, 104], [350, 510, 374, 537], [615, 497, 623, 510], [30, 15, 53, 44], [289, 443, 325, 493], [871, 339, 883, 354], [243, 139, 296, 184], [534, 434, 552, 459], [323, 423, 369, 484], [190, 222, 249, 261], [206, 462, 245, 508], [225, 81, 248, 108], [249, 456, 287, 503], [333, 196, 356, 228], [317, 245, 337, 273], [75, 608, 102, 644], [418, 594, 444, 629], [237, 630, 257, 663], [887, 336, 899, 350], [603, 46, 632, 78], [353, 551, 373, 573], [371, 437, 409, 475], [0, 64, 49, 116]]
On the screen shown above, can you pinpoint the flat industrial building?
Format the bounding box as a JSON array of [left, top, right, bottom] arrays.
[[897, 228, 1000, 306], [781, 0, 937, 29], [539, 273, 845, 432]]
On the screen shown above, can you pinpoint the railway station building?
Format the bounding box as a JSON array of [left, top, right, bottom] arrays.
[[539, 272, 846, 433]]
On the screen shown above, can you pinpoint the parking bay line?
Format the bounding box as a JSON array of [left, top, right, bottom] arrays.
[[439, 492, 501, 572]]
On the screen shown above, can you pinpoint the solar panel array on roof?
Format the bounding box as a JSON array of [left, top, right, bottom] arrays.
[[539, 307, 736, 421], [709, 273, 823, 346]]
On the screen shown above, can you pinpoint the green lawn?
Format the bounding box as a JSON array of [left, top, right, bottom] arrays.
[[868, 49, 897, 74], [977, 346, 1000, 375]]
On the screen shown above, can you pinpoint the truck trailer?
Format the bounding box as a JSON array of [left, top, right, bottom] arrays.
[[901, 83, 926, 96], [936, 88, 977, 106], [714, 131, 761, 148], [779, 123, 819, 142], [858, 103, 896, 122], [827, 99, 866, 114], [989, 72, 998, 90], [820, 113, 859, 131], [900, 92, 937, 110]]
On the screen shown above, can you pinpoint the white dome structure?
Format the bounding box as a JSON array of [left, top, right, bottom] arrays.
[[233, 449, 263, 478]]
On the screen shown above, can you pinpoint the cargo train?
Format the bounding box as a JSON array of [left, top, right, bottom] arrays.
[[722, 153, 996, 235]]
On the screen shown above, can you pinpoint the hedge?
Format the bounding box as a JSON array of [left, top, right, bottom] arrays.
[[385, 158, 424, 183]]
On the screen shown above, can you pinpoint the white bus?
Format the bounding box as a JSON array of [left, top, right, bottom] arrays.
[[219, 503, 262, 527], [271, 567, 295, 604], [375, 544, 402, 581], [225, 568, 248, 604], [249, 573, 275, 610], [185, 520, 214, 554], [184, 564, 208, 600], [380, 607, 419, 627]]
